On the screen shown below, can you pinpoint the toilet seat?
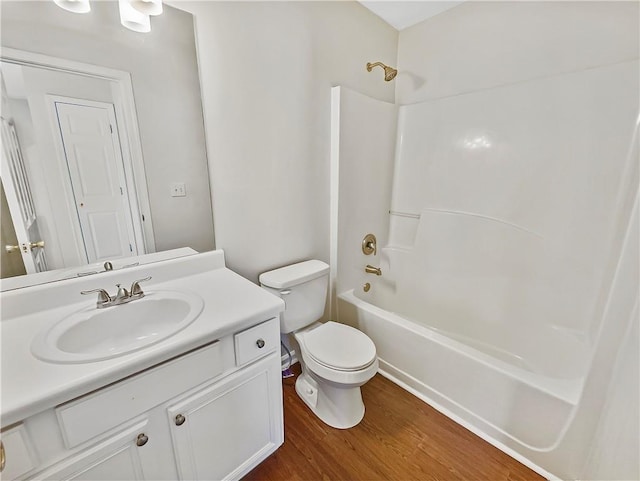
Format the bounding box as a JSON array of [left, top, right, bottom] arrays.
[[298, 322, 377, 372]]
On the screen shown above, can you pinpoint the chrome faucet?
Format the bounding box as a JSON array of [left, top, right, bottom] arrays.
[[81, 277, 152, 308], [365, 265, 382, 276], [113, 284, 130, 304]]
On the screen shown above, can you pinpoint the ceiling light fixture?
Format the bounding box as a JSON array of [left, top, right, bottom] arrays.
[[53, 0, 90, 14], [118, 0, 151, 33], [130, 0, 163, 17], [52, 0, 163, 33]]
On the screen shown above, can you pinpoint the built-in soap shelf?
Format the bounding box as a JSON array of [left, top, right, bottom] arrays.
[[388, 210, 421, 250]]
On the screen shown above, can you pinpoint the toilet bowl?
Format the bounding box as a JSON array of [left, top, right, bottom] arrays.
[[294, 321, 378, 428], [259, 260, 378, 429]]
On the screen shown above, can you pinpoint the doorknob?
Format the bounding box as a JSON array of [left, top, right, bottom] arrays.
[[5, 241, 44, 253]]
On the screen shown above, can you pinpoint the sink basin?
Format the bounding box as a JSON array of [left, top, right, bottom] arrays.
[[31, 290, 204, 364]]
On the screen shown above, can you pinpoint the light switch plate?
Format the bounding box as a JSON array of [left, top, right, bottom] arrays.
[[170, 182, 186, 197]]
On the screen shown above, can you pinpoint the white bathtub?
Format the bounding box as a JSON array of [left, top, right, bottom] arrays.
[[337, 288, 589, 475]]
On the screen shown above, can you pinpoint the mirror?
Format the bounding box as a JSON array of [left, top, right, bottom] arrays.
[[0, 1, 214, 290]]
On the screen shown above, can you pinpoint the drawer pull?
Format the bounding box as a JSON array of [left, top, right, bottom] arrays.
[[1, 440, 5, 472], [136, 433, 149, 447], [175, 414, 186, 426], [256, 338, 266, 349]]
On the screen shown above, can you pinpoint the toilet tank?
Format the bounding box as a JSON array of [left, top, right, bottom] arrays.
[[259, 260, 329, 334]]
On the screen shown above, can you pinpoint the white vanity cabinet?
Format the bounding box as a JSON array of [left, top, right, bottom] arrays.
[[3, 317, 283, 481], [168, 354, 282, 480]]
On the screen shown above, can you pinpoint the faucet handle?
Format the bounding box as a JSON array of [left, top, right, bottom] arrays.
[[81, 288, 112, 307], [130, 276, 152, 297]]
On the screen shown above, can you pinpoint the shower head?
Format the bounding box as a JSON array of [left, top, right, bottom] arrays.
[[366, 62, 398, 82]]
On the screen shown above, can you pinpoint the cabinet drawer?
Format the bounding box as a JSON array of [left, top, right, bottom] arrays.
[[1, 423, 38, 480], [28, 419, 150, 481], [234, 318, 279, 366], [57, 340, 226, 448]]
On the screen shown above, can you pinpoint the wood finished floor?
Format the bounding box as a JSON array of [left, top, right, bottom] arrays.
[[244, 364, 544, 481]]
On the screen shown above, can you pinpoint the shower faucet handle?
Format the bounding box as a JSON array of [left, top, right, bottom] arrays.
[[362, 233, 377, 255]]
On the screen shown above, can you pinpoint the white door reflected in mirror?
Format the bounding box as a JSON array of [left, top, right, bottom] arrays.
[[53, 98, 141, 263], [0, 117, 48, 275]]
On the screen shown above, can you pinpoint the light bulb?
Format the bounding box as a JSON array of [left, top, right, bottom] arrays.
[[129, 0, 163, 16], [53, 0, 90, 14], [119, 0, 151, 33]]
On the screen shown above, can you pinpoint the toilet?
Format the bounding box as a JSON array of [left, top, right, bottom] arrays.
[[259, 260, 378, 429]]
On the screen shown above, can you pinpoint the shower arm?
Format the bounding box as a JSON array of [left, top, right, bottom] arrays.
[[366, 61, 397, 81], [366, 62, 385, 71]]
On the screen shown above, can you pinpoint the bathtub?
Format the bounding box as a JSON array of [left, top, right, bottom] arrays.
[[337, 287, 589, 475]]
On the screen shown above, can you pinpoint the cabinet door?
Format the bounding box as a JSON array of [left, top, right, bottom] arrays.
[[0, 424, 38, 479], [29, 420, 154, 480], [167, 353, 284, 480]]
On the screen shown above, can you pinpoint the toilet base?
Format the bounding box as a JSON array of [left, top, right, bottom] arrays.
[[295, 371, 365, 429]]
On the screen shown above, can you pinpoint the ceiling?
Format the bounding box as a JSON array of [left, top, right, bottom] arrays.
[[359, 1, 464, 31]]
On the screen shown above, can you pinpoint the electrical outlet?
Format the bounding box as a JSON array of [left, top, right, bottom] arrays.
[[170, 182, 186, 197]]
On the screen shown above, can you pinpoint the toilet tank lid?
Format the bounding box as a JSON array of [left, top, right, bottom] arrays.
[[259, 260, 329, 289]]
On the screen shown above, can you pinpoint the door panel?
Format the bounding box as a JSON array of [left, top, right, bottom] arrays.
[[54, 101, 137, 263], [31, 420, 152, 481], [0, 116, 47, 273], [87, 211, 130, 259], [73, 145, 114, 197]]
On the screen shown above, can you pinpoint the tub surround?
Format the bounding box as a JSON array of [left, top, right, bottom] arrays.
[[0, 250, 285, 479], [331, 5, 638, 476]]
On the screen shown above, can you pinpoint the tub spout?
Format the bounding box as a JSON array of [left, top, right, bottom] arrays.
[[365, 265, 382, 276]]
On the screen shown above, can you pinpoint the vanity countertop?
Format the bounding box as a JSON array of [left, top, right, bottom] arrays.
[[0, 250, 284, 427]]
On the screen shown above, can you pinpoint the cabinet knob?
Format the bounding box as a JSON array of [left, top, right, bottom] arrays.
[[136, 433, 149, 447], [256, 338, 266, 349], [175, 414, 186, 426]]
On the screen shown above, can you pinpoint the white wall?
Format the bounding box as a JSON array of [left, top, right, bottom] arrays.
[[179, 1, 397, 283], [1, 1, 214, 254], [396, 1, 639, 105]]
